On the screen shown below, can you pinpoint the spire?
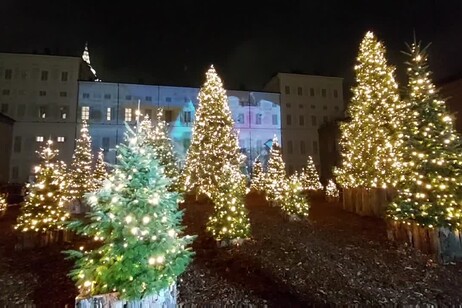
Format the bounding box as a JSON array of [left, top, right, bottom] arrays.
[[82, 42, 100, 82]]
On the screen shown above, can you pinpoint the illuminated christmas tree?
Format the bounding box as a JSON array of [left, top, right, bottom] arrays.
[[265, 135, 286, 204], [0, 193, 7, 214], [280, 174, 310, 219], [66, 125, 195, 300], [250, 159, 265, 192], [325, 179, 339, 199], [335, 31, 404, 189], [389, 41, 462, 229], [93, 148, 107, 190], [299, 156, 323, 191], [15, 140, 69, 232], [182, 65, 242, 196], [68, 121, 95, 200], [206, 162, 251, 243]]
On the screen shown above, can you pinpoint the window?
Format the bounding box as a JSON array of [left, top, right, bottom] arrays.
[[57, 136, 65, 143], [106, 107, 112, 121], [286, 114, 292, 125], [125, 95, 132, 100], [13, 136, 21, 153], [311, 105, 315, 109], [256, 113, 262, 125], [39, 90, 46, 96], [39, 106, 47, 119], [4, 69, 12, 80], [322, 89, 327, 97], [284, 85, 290, 95], [299, 104, 303, 109], [102, 137, 110, 151], [61, 72, 68, 81], [323, 116, 328, 123], [60, 91, 67, 97], [164, 110, 173, 122], [60, 106, 68, 119], [272, 114, 278, 125], [237, 113, 245, 124], [166, 97, 172, 103], [2, 89, 10, 95], [11, 166, 18, 179], [286, 103, 291, 108], [297, 87, 303, 96], [272, 102, 278, 108], [256, 140, 262, 152], [313, 141, 318, 154], [83, 93, 90, 99], [146, 96, 152, 102], [41, 71, 48, 81], [17, 104, 25, 118], [104, 94, 111, 100], [310, 88, 315, 96], [334, 106, 339, 111], [36, 136, 44, 142], [184, 111, 192, 123], [1, 103, 8, 113], [300, 141, 306, 154], [311, 116, 317, 126], [82, 106, 90, 120], [125, 108, 132, 121], [21, 71, 27, 79], [299, 115, 304, 126], [333, 89, 338, 98], [287, 140, 293, 154]]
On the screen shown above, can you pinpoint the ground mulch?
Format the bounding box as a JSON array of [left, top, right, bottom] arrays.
[[0, 193, 461, 306]]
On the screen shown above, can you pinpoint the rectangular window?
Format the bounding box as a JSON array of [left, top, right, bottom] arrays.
[[11, 166, 18, 179], [61, 71, 68, 81], [60, 91, 67, 97], [272, 114, 278, 125], [323, 105, 327, 110], [164, 110, 173, 122], [333, 89, 338, 98], [125, 95, 132, 100], [106, 107, 112, 121], [39, 106, 47, 119], [104, 94, 111, 100], [125, 108, 132, 122], [322, 89, 327, 97], [286, 114, 292, 125], [313, 141, 318, 154], [311, 116, 317, 126], [299, 115, 304, 126], [39, 90, 46, 96], [60, 106, 68, 119], [323, 116, 328, 123], [310, 88, 315, 96], [166, 97, 172, 103], [17, 104, 25, 118], [13, 136, 21, 153], [184, 111, 192, 123], [36, 136, 44, 142], [1, 103, 8, 113], [256, 140, 262, 152], [145, 96, 152, 102], [4, 69, 12, 80], [286, 103, 291, 108], [2, 89, 10, 95], [287, 140, 293, 154], [300, 141, 306, 154], [41, 71, 48, 81], [83, 93, 90, 99], [102, 137, 110, 151], [299, 104, 304, 109], [237, 113, 245, 124], [334, 105, 339, 111], [311, 105, 315, 109], [256, 113, 262, 125], [82, 106, 90, 120], [297, 87, 303, 96], [284, 86, 290, 95], [57, 136, 65, 143]]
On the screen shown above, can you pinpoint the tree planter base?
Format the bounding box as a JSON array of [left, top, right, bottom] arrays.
[[217, 238, 246, 247], [15, 229, 74, 251], [342, 188, 396, 218], [75, 283, 176, 308], [387, 220, 462, 264]]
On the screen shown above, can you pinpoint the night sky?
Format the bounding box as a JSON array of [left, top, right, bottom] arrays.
[[1, 0, 462, 91]]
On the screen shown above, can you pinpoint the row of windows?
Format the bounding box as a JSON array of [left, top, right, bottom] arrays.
[[285, 140, 318, 155], [235, 113, 279, 125], [82, 93, 176, 102], [1, 103, 70, 120], [2, 89, 70, 97], [284, 85, 339, 98], [81, 106, 180, 123], [4, 69, 69, 81], [286, 115, 330, 126], [285, 103, 340, 111], [13, 136, 66, 153]]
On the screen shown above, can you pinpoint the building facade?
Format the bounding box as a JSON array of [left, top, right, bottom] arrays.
[[263, 73, 344, 174], [0, 52, 95, 182], [0, 113, 14, 183]]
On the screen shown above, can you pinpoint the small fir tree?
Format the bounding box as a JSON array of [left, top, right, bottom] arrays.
[[66, 125, 195, 300], [250, 159, 265, 192], [325, 179, 340, 199], [93, 148, 107, 190], [15, 140, 69, 232], [280, 174, 310, 219], [389, 41, 462, 229], [299, 156, 323, 191], [68, 121, 95, 200], [265, 135, 286, 204]]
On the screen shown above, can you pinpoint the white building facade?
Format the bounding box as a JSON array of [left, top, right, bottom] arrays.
[[264, 73, 344, 175]]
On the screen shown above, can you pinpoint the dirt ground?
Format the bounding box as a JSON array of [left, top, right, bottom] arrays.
[[1, 193, 461, 306]]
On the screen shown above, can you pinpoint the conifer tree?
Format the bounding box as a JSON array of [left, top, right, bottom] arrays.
[[182, 65, 243, 196], [0, 193, 7, 214], [325, 179, 340, 199], [299, 156, 323, 191], [265, 135, 286, 204], [335, 31, 404, 189], [389, 41, 462, 229], [280, 174, 310, 219], [66, 125, 194, 300], [93, 148, 107, 190], [15, 140, 69, 232], [250, 159, 265, 192]]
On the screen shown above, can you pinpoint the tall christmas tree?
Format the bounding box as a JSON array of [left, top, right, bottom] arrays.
[[250, 159, 265, 192], [265, 135, 286, 204], [335, 31, 404, 189], [182, 65, 243, 197], [389, 41, 462, 229], [68, 121, 95, 200], [299, 156, 323, 191], [280, 174, 310, 219], [93, 148, 107, 190], [15, 140, 69, 232], [66, 125, 195, 300]]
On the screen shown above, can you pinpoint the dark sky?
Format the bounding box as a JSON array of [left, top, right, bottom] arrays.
[[1, 0, 462, 91]]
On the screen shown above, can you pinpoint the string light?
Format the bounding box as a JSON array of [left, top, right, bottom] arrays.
[[325, 179, 340, 199], [299, 156, 323, 191], [250, 159, 265, 192]]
